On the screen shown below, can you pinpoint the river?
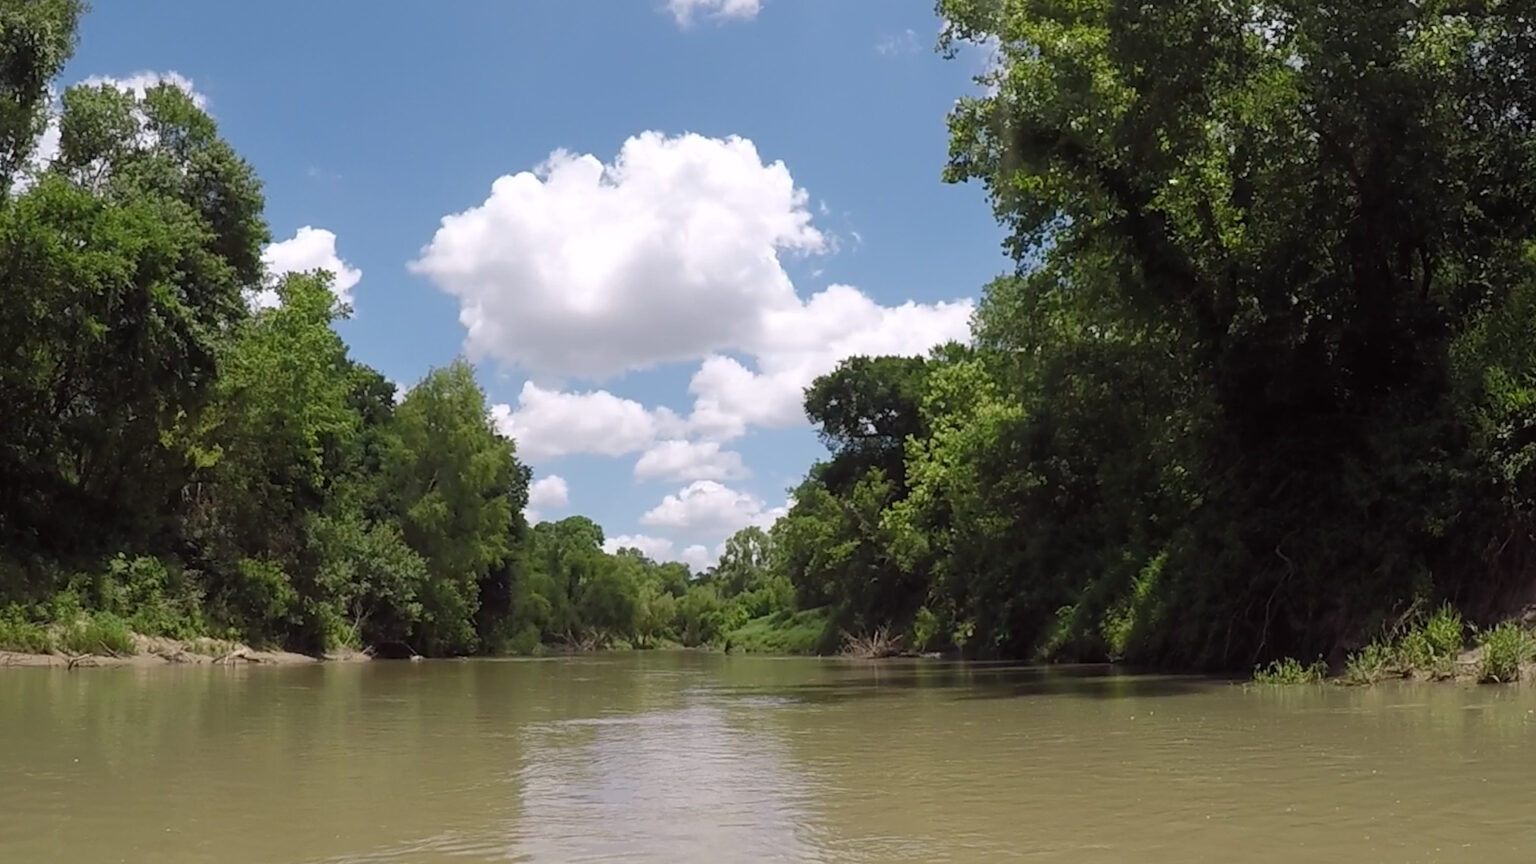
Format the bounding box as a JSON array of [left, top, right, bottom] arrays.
[[2, 653, 1533, 862]]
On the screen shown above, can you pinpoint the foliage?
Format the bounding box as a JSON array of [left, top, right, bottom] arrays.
[[1340, 642, 1396, 687], [1476, 622, 1534, 684], [761, 0, 1536, 673], [381, 360, 522, 655], [0, 2, 559, 658], [0, 606, 49, 653], [1252, 658, 1327, 686], [1397, 604, 1465, 678], [724, 608, 832, 656], [56, 611, 134, 656]]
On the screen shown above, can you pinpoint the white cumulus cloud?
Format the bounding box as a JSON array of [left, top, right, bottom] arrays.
[[634, 439, 749, 483], [525, 474, 571, 523], [602, 533, 677, 560], [680, 544, 715, 571], [601, 534, 720, 572], [255, 227, 363, 310], [411, 131, 824, 381], [421, 129, 972, 550], [666, 0, 762, 27], [640, 481, 787, 538], [687, 284, 973, 437], [490, 382, 683, 465]]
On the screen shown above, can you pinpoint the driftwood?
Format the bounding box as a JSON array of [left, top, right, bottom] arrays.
[[841, 626, 905, 659], [213, 647, 264, 665], [64, 652, 105, 670], [154, 647, 198, 664]]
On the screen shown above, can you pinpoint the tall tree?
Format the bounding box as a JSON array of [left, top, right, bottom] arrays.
[[384, 359, 522, 655], [0, 48, 267, 554]]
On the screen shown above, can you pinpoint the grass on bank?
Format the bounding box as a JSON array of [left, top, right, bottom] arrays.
[[1475, 621, 1535, 683], [0, 607, 136, 656], [723, 608, 832, 655], [1253, 656, 1328, 684], [1255, 604, 1536, 686]]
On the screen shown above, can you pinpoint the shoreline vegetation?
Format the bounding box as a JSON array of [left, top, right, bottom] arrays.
[[9, 3, 1536, 681], [1254, 606, 1536, 686]]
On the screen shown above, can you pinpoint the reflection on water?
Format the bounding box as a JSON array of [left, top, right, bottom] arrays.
[[2, 655, 1536, 863], [510, 703, 821, 863]]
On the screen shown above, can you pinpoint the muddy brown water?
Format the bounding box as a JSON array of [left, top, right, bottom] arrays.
[[3, 653, 1535, 862]]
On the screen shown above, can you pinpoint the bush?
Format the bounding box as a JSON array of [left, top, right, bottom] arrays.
[[1252, 656, 1327, 684], [57, 612, 135, 656], [1341, 641, 1395, 685], [102, 555, 206, 640], [1422, 604, 1466, 658], [1477, 621, 1534, 683], [0, 606, 51, 653], [912, 606, 942, 653], [506, 623, 543, 656]]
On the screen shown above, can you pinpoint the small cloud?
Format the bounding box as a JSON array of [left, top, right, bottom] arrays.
[[525, 474, 571, 523], [255, 226, 362, 310], [666, 0, 761, 28], [876, 28, 921, 57]]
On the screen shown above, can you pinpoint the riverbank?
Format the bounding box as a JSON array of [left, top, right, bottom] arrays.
[[0, 633, 370, 669], [1253, 607, 1536, 686]]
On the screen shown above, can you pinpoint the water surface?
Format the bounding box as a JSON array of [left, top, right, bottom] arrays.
[[3, 654, 1534, 862]]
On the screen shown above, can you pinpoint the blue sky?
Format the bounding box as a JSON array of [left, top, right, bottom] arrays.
[[63, 0, 1007, 569]]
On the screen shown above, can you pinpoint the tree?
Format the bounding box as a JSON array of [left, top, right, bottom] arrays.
[[0, 0, 83, 193], [804, 355, 931, 493], [936, 0, 1536, 665], [384, 360, 522, 655], [0, 68, 267, 554]]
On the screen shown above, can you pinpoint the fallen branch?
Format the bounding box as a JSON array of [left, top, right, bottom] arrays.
[[841, 626, 904, 659], [214, 647, 262, 665]]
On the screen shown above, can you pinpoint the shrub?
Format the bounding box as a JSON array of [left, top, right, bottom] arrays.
[[101, 555, 207, 640], [1477, 621, 1534, 683], [57, 612, 135, 656], [1341, 641, 1395, 685], [1422, 604, 1465, 658], [1393, 604, 1464, 679], [0, 606, 51, 653], [1253, 656, 1327, 684], [1398, 628, 1434, 671], [912, 606, 942, 653], [506, 623, 543, 656]]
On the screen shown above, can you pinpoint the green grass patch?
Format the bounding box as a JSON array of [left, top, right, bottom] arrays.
[[1476, 621, 1534, 683], [1337, 603, 1467, 684], [724, 607, 831, 655], [1252, 656, 1327, 684], [1341, 641, 1396, 685], [56, 612, 135, 656]]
